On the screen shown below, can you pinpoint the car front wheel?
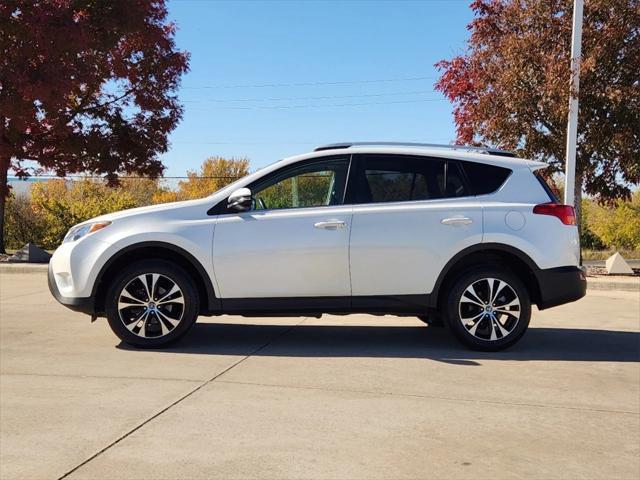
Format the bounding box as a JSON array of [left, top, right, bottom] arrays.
[[105, 260, 199, 348], [445, 267, 531, 351]]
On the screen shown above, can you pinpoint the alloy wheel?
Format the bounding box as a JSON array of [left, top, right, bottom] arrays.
[[458, 277, 521, 342], [117, 273, 185, 338]]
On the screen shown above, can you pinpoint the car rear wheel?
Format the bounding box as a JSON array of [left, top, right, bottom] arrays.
[[445, 267, 531, 351], [105, 260, 199, 348]]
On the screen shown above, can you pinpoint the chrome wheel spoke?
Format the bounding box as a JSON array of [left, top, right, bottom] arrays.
[[461, 310, 485, 323], [494, 298, 520, 311], [460, 293, 484, 308], [118, 296, 145, 310], [489, 315, 498, 341], [464, 284, 485, 306], [492, 315, 510, 337], [137, 275, 152, 301], [157, 309, 180, 328], [468, 314, 486, 336], [150, 273, 160, 301], [125, 309, 150, 334], [157, 284, 183, 305], [490, 280, 507, 305], [485, 278, 495, 305], [121, 286, 146, 303]]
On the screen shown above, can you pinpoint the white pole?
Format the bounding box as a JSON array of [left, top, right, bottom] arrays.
[[564, 0, 584, 206]]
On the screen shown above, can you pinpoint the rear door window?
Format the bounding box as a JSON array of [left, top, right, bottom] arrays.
[[352, 154, 471, 204]]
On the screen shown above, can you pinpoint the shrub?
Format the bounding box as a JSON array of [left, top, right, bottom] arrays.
[[30, 179, 139, 248], [583, 192, 640, 250], [4, 193, 47, 250]]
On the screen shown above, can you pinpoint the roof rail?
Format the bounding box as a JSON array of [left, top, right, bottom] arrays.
[[314, 141, 516, 157]]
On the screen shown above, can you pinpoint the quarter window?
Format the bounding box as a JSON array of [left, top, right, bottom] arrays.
[[355, 155, 470, 204], [460, 161, 512, 195]]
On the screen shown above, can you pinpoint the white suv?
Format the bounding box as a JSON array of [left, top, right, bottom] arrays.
[[49, 142, 586, 351]]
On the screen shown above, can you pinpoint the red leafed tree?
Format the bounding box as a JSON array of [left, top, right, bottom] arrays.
[[435, 0, 639, 226], [0, 0, 189, 252]]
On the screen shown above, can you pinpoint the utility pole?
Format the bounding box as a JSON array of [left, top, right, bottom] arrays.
[[564, 0, 584, 206]]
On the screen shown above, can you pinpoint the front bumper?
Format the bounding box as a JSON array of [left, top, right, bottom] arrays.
[[535, 266, 587, 310], [48, 263, 95, 316]]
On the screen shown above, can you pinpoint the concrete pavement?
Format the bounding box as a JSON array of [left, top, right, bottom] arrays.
[[1, 271, 639, 479]]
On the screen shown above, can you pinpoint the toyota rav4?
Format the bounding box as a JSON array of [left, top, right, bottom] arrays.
[[49, 142, 586, 351]]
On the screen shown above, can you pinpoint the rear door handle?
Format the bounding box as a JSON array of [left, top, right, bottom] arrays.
[[441, 217, 473, 226], [314, 220, 346, 230]]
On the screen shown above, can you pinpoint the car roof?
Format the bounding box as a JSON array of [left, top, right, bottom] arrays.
[[284, 145, 548, 171]]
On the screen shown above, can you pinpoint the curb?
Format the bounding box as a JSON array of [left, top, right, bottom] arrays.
[[0, 263, 49, 274], [587, 276, 639, 293]]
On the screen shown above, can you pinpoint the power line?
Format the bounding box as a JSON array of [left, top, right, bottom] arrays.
[[187, 98, 446, 110], [182, 90, 440, 103], [182, 75, 437, 90]]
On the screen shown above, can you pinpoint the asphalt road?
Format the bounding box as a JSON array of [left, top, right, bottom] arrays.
[[1, 271, 639, 480]]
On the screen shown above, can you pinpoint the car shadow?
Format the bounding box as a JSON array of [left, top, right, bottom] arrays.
[[117, 322, 640, 364]]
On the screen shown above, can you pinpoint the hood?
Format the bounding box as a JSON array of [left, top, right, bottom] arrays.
[[88, 197, 211, 223]]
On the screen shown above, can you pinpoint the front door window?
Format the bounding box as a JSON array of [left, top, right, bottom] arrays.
[[251, 157, 349, 211]]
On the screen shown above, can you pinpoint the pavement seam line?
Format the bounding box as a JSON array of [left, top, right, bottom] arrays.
[[214, 379, 640, 416], [56, 318, 307, 480]]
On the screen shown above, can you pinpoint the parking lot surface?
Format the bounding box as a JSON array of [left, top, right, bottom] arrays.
[[1, 271, 639, 480]]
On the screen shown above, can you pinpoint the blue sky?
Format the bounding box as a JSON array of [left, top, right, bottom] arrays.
[[162, 0, 474, 176]]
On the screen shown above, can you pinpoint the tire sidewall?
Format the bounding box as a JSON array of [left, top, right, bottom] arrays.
[[105, 259, 199, 348], [445, 267, 531, 351]]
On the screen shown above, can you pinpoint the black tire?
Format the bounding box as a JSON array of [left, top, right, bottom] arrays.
[[445, 266, 531, 351], [417, 314, 445, 327], [105, 259, 199, 348]]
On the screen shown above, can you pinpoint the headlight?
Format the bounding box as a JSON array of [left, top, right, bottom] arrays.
[[63, 221, 111, 243]]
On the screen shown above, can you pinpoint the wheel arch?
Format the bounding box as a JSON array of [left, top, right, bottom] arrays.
[[429, 243, 543, 310], [93, 241, 220, 316]]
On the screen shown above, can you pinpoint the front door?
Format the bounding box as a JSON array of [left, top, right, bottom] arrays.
[[212, 156, 352, 305]]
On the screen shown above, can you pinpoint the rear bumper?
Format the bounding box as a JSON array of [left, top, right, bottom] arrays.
[[535, 266, 587, 310], [48, 264, 95, 316]]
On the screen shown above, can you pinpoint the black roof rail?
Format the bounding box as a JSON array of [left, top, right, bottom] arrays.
[[313, 142, 516, 157]]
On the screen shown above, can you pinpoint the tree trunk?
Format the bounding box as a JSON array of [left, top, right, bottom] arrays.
[[0, 159, 8, 254]]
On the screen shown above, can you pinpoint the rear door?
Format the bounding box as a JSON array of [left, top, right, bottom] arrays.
[[348, 154, 483, 298]]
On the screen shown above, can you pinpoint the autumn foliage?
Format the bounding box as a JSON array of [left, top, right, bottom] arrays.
[[5, 156, 250, 249], [153, 157, 250, 204], [0, 0, 189, 251], [435, 0, 639, 206]]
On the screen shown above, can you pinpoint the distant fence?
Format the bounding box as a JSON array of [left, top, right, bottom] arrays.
[[7, 175, 244, 196]]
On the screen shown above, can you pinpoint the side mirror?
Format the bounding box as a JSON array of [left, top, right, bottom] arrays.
[[227, 187, 253, 212]]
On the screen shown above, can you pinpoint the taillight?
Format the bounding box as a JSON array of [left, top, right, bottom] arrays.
[[533, 203, 576, 225]]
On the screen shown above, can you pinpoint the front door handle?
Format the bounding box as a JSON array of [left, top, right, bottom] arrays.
[[314, 220, 346, 230], [441, 216, 473, 226]]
